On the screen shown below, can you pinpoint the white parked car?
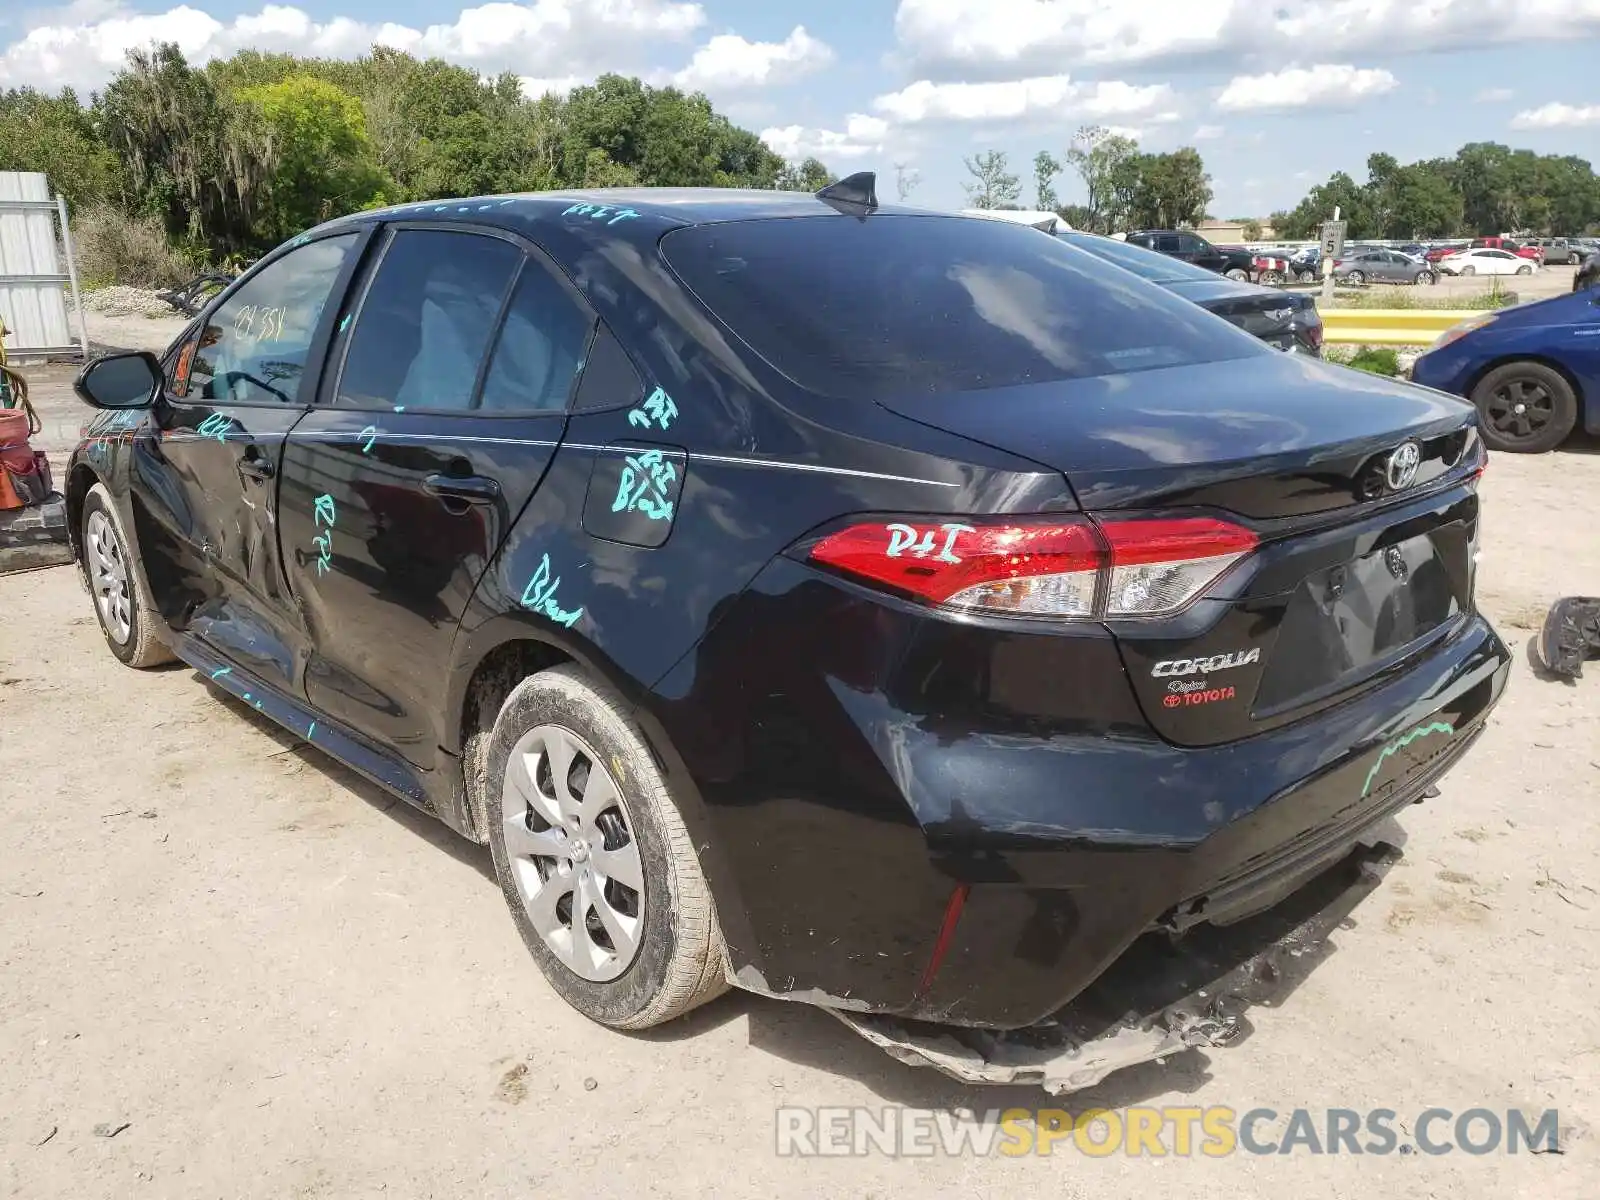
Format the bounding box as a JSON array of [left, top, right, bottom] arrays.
[[1436, 248, 1539, 277]]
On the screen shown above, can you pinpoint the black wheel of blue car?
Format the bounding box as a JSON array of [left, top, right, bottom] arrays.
[[485, 665, 727, 1029], [1470, 362, 1577, 454]]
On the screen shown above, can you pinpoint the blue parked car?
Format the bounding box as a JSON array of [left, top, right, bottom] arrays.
[[1410, 274, 1600, 453]]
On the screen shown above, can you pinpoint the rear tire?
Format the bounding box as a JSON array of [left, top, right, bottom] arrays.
[[1297, 269, 1317, 283], [1224, 268, 1249, 282], [81, 483, 174, 668], [1258, 269, 1284, 285], [1346, 270, 1365, 286], [1460, 265, 1476, 276], [1470, 361, 1578, 454], [1571, 252, 1583, 266], [1415, 271, 1437, 285], [485, 665, 727, 1030]]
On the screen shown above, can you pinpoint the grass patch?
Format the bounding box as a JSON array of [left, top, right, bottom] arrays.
[[1321, 282, 1520, 311], [1324, 346, 1403, 376]]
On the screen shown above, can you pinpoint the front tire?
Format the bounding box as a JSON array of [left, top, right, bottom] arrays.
[[1516, 264, 1533, 276], [81, 483, 174, 668], [486, 665, 727, 1029], [1470, 362, 1578, 454]]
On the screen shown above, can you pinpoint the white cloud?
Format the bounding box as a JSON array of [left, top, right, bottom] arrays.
[[1192, 123, 1224, 139], [671, 25, 832, 92], [0, 0, 707, 91], [518, 76, 585, 98], [1510, 101, 1600, 129], [873, 74, 1175, 124], [1217, 63, 1397, 112], [892, 0, 1600, 77], [761, 114, 889, 161], [1475, 86, 1513, 102]]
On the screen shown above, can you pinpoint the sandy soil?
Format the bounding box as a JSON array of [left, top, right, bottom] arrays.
[[1, 309, 1597, 1199]]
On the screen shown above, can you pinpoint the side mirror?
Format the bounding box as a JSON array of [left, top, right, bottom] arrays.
[[74, 351, 162, 410]]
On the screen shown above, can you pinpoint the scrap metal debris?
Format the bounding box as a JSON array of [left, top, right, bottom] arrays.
[[1538, 597, 1600, 679]]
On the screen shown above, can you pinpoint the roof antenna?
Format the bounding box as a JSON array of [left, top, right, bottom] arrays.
[[815, 171, 878, 214]]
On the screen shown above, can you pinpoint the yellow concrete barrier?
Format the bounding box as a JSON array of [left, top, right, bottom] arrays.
[[1317, 308, 1475, 347]]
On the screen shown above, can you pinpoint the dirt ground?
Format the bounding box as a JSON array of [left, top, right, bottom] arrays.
[[2, 312, 1598, 1198]]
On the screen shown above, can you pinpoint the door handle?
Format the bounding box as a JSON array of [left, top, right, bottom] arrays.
[[236, 454, 275, 481], [422, 473, 500, 505]]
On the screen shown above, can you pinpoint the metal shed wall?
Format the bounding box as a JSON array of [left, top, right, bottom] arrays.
[[0, 171, 86, 360]]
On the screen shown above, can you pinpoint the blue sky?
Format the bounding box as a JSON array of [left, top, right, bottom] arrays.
[[3, 0, 1598, 217]]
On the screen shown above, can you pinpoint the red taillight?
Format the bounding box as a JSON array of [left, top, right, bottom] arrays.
[[806, 515, 1257, 620], [808, 519, 1104, 616]]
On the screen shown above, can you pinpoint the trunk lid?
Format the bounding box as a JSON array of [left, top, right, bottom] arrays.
[[1162, 279, 1313, 351], [877, 352, 1484, 746]]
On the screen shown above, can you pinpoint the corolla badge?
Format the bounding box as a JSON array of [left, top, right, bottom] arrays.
[[1151, 647, 1262, 677], [1385, 440, 1422, 490]]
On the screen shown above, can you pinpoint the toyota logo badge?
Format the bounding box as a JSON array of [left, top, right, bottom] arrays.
[[1385, 441, 1422, 490]]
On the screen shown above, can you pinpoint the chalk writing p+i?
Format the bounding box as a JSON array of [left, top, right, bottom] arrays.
[[885, 522, 973, 564], [613, 450, 675, 521], [520, 554, 583, 629], [311, 493, 336, 576]]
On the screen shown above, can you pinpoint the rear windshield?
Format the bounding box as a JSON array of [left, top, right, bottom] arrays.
[[661, 215, 1264, 401], [1055, 231, 1223, 284]]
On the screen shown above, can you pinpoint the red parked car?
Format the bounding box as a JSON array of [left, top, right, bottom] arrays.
[[1471, 237, 1544, 264]]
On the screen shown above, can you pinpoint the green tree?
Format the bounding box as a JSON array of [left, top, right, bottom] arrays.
[[97, 43, 275, 253], [962, 150, 1020, 209], [1242, 218, 1263, 240], [1034, 151, 1061, 211], [0, 88, 120, 212], [775, 157, 834, 191], [1064, 125, 1139, 231], [236, 75, 391, 242], [1276, 171, 1375, 239], [1124, 148, 1212, 229]]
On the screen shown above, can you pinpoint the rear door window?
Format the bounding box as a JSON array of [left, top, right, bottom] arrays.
[[478, 262, 594, 413], [337, 229, 520, 411], [662, 215, 1265, 402]]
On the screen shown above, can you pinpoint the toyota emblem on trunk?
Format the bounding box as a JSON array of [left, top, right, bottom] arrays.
[[1385, 441, 1422, 490]]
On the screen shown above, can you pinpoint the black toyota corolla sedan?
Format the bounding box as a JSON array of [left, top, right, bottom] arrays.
[[66, 177, 1508, 1090], [1058, 229, 1325, 355]]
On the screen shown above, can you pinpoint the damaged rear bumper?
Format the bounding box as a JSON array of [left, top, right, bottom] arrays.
[[831, 837, 1401, 1094]]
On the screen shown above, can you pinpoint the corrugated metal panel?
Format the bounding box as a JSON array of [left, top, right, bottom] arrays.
[[0, 171, 83, 359]]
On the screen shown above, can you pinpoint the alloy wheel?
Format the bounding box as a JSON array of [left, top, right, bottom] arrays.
[[1484, 378, 1556, 446], [501, 724, 645, 982], [86, 509, 132, 644]]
